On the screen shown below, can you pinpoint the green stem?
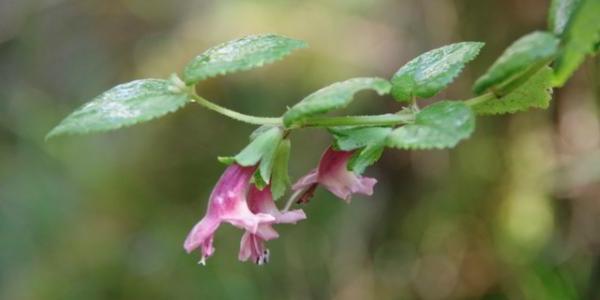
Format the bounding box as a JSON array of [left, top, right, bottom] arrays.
[[297, 113, 414, 128], [190, 93, 282, 126], [283, 188, 304, 211], [190, 91, 415, 128], [464, 93, 495, 106]]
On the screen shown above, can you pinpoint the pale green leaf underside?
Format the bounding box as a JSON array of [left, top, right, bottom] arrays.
[[250, 125, 276, 141], [283, 77, 391, 127], [271, 139, 291, 200], [472, 67, 554, 115], [473, 31, 559, 94], [232, 127, 283, 185], [549, 0, 582, 36], [386, 101, 475, 149], [47, 79, 189, 139], [391, 42, 484, 102], [232, 127, 283, 169], [553, 0, 600, 87], [183, 34, 307, 85], [258, 136, 280, 185]]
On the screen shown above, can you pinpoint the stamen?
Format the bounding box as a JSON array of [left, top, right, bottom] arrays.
[[263, 249, 270, 264]]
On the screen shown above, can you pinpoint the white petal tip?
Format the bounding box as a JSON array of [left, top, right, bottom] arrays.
[[198, 257, 207, 266]]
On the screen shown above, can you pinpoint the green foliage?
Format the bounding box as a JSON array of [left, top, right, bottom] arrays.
[[250, 125, 276, 140], [182, 34, 307, 85], [257, 135, 280, 186], [553, 0, 600, 87], [282, 77, 391, 127], [473, 32, 559, 95], [330, 126, 392, 174], [391, 42, 484, 102], [253, 171, 269, 189], [386, 101, 475, 149], [227, 127, 283, 184], [348, 144, 385, 174], [472, 67, 554, 115], [330, 127, 392, 151], [270, 139, 291, 200], [548, 0, 582, 35], [46, 78, 189, 139]]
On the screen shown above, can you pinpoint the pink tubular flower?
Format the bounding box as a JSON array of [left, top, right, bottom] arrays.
[[184, 164, 276, 265], [292, 146, 377, 203], [239, 186, 306, 264]]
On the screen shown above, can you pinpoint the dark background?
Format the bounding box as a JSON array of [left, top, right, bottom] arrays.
[[1, 0, 599, 299]]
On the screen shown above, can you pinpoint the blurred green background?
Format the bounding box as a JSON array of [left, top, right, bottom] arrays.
[[1, 0, 599, 299]]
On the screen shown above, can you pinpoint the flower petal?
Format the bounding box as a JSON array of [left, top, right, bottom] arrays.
[[239, 232, 269, 265], [183, 216, 220, 255], [309, 147, 378, 202]]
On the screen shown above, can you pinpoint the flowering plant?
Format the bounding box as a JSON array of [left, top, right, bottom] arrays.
[[47, 0, 600, 265]]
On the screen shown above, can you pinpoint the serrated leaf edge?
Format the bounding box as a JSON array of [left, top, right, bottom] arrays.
[[183, 35, 308, 84], [46, 84, 190, 140]]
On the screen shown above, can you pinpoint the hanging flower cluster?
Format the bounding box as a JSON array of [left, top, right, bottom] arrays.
[[184, 146, 376, 265]]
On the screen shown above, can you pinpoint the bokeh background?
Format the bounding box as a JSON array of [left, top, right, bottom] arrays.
[[1, 0, 599, 299]]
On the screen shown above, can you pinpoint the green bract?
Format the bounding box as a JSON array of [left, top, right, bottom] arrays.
[[330, 126, 392, 174], [271, 139, 291, 200], [391, 42, 484, 102], [549, 0, 582, 36], [283, 77, 391, 127], [386, 101, 475, 149], [182, 34, 307, 85], [473, 31, 559, 95], [46, 78, 189, 139], [472, 67, 553, 115], [227, 127, 283, 184], [348, 144, 385, 174], [553, 0, 600, 87]]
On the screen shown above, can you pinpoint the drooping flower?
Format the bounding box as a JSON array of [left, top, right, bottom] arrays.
[[184, 164, 276, 265], [239, 186, 306, 264], [292, 146, 377, 203], [239, 232, 270, 265]]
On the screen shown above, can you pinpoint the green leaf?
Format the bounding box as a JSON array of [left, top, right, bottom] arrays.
[[230, 127, 282, 184], [386, 101, 475, 149], [233, 127, 282, 166], [271, 139, 291, 200], [330, 127, 392, 151], [257, 135, 280, 185], [253, 171, 269, 190], [183, 34, 307, 85], [473, 31, 559, 95], [217, 156, 235, 164], [472, 67, 554, 115], [391, 42, 484, 102], [553, 0, 600, 87], [330, 126, 391, 174], [249, 125, 276, 141], [283, 77, 391, 127], [348, 144, 385, 174], [47, 78, 189, 139], [548, 0, 582, 35]]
